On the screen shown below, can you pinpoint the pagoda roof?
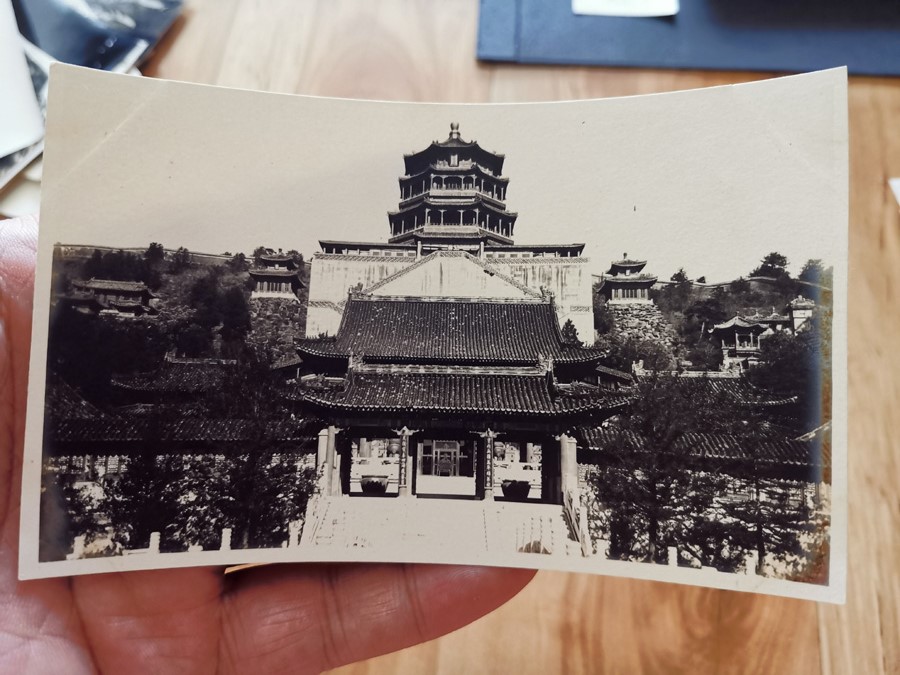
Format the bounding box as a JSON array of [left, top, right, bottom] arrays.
[[249, 268, 300, 278], [403, 125, 505, 176], [319, 240, 414, 250], [388, 195, 514, 218], [294, 365, 627, 418], [259, 253, 295, 264], [73, 278, 157, 296], [484, 243, 585, 253], [401, 163, 509, 184], [600, 273, 658, 285], [297, 295, 605, 365], [607, 258, 648, 274], [389, 226, 514, 245], [578, 428, 825, 468]]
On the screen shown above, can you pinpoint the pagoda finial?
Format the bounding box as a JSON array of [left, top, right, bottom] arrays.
[[449, 122, 460, 140]]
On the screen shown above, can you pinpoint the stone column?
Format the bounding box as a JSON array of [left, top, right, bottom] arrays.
[[475, 429, 499, 500], [317, 428, 329, 467], [393, 427, 419, 497], [559, 433, 578, 497], [325, 425, 340, 496]]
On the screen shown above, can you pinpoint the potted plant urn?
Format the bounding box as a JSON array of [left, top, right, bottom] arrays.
[[360, 476, 388, 495], [501, 479, 531, 501]]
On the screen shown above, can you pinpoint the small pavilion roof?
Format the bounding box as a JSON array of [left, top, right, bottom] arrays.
[[293, 365, 628, 418], [259, 253, 295, 264], [709, 316, 769, 333], [249, 268, 300, 278], [607, 258, 648, 275], [297, 295, 606, 365]]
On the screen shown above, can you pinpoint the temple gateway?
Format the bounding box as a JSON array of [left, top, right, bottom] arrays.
[[294, 124, 623, 506]]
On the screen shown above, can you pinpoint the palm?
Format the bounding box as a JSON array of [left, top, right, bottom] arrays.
[[0, 216, 533, 674]]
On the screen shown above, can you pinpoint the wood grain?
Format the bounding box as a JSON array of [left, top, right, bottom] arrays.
[[142, 2, 899, 672]]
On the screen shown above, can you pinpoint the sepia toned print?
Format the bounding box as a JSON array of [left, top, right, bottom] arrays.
[[21, 65, 847, 602]]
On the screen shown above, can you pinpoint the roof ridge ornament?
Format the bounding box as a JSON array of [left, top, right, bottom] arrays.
[[449, 122, 460, 140]]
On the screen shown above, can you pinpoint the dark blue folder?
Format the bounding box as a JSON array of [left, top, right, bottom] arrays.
[[479, 0, 900, 76]]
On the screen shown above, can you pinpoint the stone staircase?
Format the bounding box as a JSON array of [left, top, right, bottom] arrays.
[[302, 496, 581, 558]]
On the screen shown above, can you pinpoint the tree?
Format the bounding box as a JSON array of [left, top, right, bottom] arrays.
[[683, 298, 727, 338], [170, 247, 192, 274], [593, 297, 614, 335], [588, 374, 745, 563], [561, 318, 582, 346], [730, 276, 751, 294], [751, 252, 789, 279], [587, 373, 819, 574], [83, 249, 103, 279], [220, 286, 252, 344], [670, 268, 689, 284], [252, 246, 269, 266], [685, 339, 723, 372], [798, 258, 832, 291], [105, 451, 182, 552], [599, 334, 672, 372], [228, 252, 248, 272], [39, 470, 107, 561], [286, 249, 305, 267], [144, 242, 166, 266]]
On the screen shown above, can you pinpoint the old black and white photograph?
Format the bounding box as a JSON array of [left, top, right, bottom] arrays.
[[21, 65, 847, 600]]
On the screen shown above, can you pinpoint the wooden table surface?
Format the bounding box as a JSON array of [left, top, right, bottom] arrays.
[[143, 2, 898, 672]]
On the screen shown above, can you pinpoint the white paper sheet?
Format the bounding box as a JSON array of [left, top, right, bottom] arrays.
[[0, 0, 44, 157], [572, 0, 679, 17]]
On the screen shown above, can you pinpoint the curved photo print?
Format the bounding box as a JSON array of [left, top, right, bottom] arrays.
[[21, 65, 847, 602]]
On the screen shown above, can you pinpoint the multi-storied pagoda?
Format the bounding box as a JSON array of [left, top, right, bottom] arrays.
[[295, 126, 625, 505], [249, 250, 302, 300], [307, 124, 594, 342], [598, 255, 658, 303]]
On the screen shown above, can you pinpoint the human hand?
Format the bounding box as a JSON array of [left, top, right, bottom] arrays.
[[0, 215, 535, 674]]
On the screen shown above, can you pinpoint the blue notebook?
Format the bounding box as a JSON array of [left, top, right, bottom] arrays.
[[479, 0, 900, 76]]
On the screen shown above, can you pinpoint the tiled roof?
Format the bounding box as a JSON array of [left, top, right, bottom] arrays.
[[45, 378, 105, 420], [49, 417, 316, 444], [249, 269, 299, 278], [596, 364, 633, 382], [296, 367, 627, 417], [635, 375, 797, 407], [297, 296, 605, 365], [710, 316, 769, 332], [111, 362, 230, 393], [73, 278, 156, 295], [578, 428, 826, 467]]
